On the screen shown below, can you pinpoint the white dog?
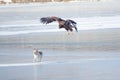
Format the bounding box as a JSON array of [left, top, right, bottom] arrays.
[[33, 48, 43, 62]]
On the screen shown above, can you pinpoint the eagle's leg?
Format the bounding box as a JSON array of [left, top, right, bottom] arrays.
[[70, 31, 73, 35], [68, 31, 70, 35], [67, 31, 73, 35]]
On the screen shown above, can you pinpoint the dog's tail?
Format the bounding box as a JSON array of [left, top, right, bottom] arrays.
[[39, 51, 43, 56], [39, 51, 43, 62]]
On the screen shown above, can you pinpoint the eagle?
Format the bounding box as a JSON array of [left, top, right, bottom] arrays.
[[40, 16, 78, 34]]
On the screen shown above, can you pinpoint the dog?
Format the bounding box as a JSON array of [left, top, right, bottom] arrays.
[[33, 48, 43, 62]]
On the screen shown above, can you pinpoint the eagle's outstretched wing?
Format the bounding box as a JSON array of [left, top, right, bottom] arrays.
[[40, 16, 60, 24], [67, 19, 77, 24], [65, 19, 78, 32], [40, 16, 78, 32]]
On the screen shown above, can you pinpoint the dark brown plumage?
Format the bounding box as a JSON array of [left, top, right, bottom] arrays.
[[40, 16, 77, 32]]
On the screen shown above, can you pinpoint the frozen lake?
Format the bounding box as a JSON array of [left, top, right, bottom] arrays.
[[0, 1, 120, 80]]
